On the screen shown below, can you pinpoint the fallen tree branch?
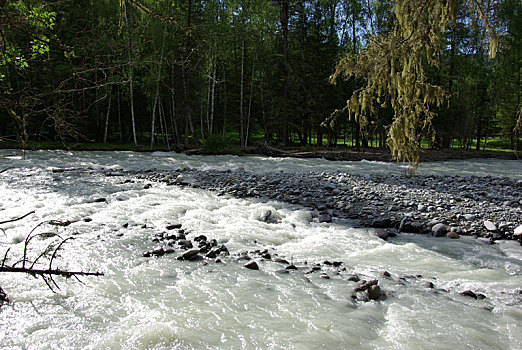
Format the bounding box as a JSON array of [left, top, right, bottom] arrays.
[[0, 211, 35, 225], [0, 218, 104, 300], [0, 167, 15, 174], [0, 266, 104, 278]]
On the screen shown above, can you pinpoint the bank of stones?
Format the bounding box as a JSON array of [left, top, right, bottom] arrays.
[[124, 168, 522, 242]]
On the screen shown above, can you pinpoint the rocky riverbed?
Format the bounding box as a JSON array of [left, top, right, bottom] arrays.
[[119, 167, 522, 243]]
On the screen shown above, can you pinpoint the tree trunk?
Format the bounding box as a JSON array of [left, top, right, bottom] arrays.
[[239, 30, 246, 147], [103, 86, 112, 144], [209, 55, 217, 135], [150, 25, 167, 150], [117, 86, 123, 142], [245, 63, 255, 147], [221, 60, 228, 137], [124, 0, 137, 146]]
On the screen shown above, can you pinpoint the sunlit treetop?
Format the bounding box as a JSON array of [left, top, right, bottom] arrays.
[[330, 0, 499, 166], [0, 0, 55, 78]]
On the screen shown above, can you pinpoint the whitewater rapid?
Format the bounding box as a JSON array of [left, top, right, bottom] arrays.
[[0, 150, 520, 349]]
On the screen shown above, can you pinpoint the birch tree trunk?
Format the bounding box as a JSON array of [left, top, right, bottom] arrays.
[[150, 25, 167, 150], [245, 63, 255, 147], [124, 0, 137, 146], [239, 32, 246, 147], [103, 86, 112, 144], [222, 60, 228, 137]]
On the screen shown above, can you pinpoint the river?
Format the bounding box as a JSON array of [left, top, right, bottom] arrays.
[[0, 150, 521, 349]]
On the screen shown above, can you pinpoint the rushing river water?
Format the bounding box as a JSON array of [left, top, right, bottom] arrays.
[[0, 150, 521, 350]]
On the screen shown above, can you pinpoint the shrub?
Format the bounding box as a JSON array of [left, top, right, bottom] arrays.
[[201, 135, 230, 154]]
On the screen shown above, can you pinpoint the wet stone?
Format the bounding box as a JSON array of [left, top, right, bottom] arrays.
[[273, 258, 289, 265], [181, 249, 201, 261], [178, 240, 193, 249], [166, 224, 182, 230], [244, 261, 259, 270], [347, 275, 360, 282], [366, 285, 382, 300]]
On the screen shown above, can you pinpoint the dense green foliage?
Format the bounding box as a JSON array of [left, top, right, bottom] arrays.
[[1, 0, 520, 158]]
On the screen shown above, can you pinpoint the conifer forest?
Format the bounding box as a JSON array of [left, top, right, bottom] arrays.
[[1, 0, 521, 161]]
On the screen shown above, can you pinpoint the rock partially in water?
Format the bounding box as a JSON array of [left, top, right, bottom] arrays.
[[178, 239, 193, 249], [180, 249, 201, 261], [432, 223, 448, 237], [258, 209, 272, 222], [347, 275, 360, 282], [459, 290, 487, 299], [354, 279, 378, 292], [373, 229, 390, 241], [273, 257, 290, 265], [244, 261, 259, 270], [447, 231, 460, 239], [166, 224, 182, 230], [174, 175, 197, 185], [366, 285, 382, 300]]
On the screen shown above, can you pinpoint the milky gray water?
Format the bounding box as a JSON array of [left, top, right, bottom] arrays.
[[0, 150, 521, 349]]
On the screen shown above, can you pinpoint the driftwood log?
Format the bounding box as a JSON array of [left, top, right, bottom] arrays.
[[0, 214, 104, 301]]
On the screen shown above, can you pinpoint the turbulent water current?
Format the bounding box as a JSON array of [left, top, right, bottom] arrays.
[[0, 150, 521, 350]]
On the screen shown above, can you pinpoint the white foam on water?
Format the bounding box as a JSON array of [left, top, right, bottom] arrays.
[[0, 150, 520, 349]]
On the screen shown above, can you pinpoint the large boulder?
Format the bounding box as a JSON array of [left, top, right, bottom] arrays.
[[432, 223, 448, 237]]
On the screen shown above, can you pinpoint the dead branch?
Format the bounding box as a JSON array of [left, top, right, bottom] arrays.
[[0, 167, 15, 174], [0, 211, 35, 225], [0, 218, 104, 300], [0, 266, 104, 278]]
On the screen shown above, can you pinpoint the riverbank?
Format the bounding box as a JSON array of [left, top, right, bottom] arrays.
[[126, 167, 522, 243], [1, 141, 519, 162]]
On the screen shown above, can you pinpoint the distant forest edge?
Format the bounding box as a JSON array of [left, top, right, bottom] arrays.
[[0, 1, 521, 158]]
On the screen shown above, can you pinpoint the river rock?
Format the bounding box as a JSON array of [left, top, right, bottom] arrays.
[[446, 231, 460, 239], [459, 290, 486, 299], [244, 261, 259, 270], [513, 225, 522, 238], [174, 175, 197, 185], [166, 224, 182, 230], [484, 220, 497, 232], [373, 229, 389, 240], [432, 223, 448, 237], [354, 279, 378, 292], [318, 214, 332, 223], [178, 239, 193, 249], [181, 249, 200, 261], [273, 257, 290, 264], [347, 275, 360, 282], [371, 218, 391, 228], [366, 285, 382, 300], [463, 214, 476, 221]]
